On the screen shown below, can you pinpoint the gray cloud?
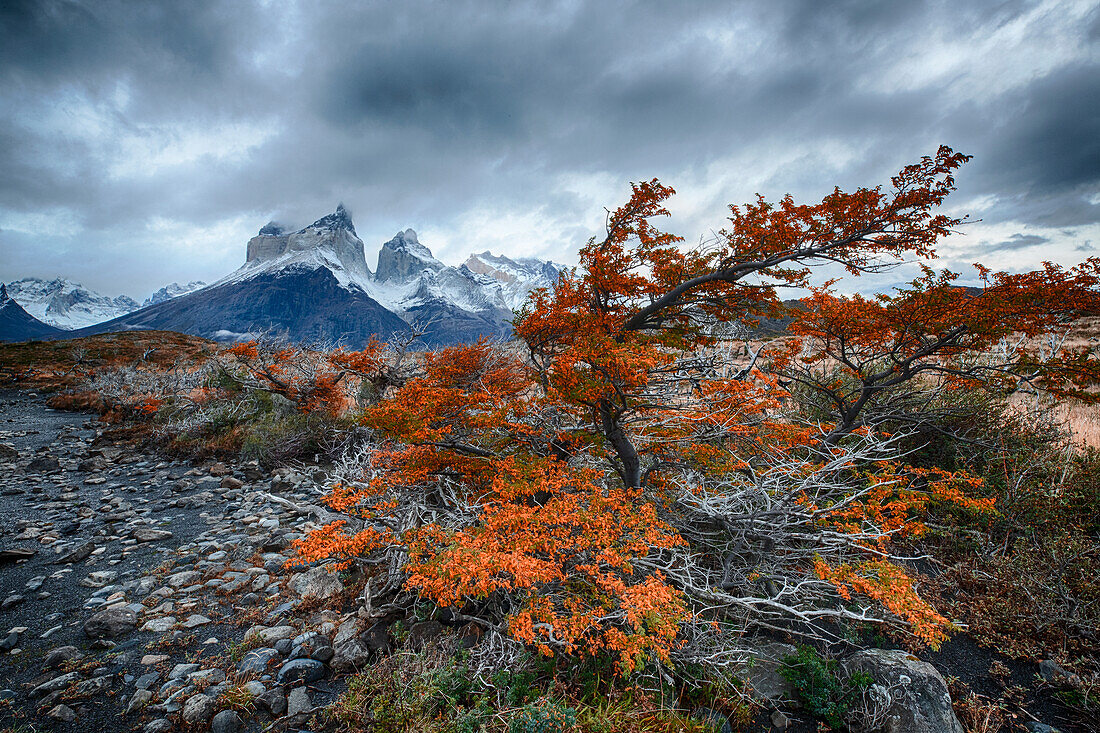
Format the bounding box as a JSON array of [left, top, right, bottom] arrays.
[[1, 0, 1098, 298], [986, 233, 1050, 251]]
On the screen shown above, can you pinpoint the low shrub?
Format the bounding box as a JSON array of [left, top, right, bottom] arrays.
[[779, 646, 872, 731], [508, 700, 577, 733], [327, 643, 473, 733]]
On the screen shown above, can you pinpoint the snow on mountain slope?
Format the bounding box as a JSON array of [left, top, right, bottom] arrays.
[[143, 281, 207, 307], [14, 204, 567, 346], [4, 277, 140, 330], [0, 284, 65, 342], [463, 251, 567, 309], [220, 203, 374, 291]]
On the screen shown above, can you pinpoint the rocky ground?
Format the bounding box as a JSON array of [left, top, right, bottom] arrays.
[[0, 390, 373, 732], [0, 389, 1088, 733]]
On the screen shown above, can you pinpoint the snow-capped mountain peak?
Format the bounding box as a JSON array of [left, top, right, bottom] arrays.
[[233, 204, 373, 289], [7, 204, 568, 346], [307, 202, 356, 235], [0, 283, 65, 342], [462, 251, 566, 309], [3, 276, 140, 330], [375, 229, 444, 282], [143, 281, 207, 307]]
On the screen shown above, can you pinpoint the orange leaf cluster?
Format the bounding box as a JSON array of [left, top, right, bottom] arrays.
[[222, 339, 393, 417], [814, 557, 953, 647]]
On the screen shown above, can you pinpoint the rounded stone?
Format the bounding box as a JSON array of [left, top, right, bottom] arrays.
[[237, 647, 280, 674], [210, 709, 242, 733], [276, 657, 325, 684], [181, 693, 216, 725]]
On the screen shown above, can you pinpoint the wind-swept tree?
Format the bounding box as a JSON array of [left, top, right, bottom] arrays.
[[294, 147, 1100, 672]]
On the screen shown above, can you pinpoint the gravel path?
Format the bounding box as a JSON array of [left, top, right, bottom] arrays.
[[0, 389, 358, 732]]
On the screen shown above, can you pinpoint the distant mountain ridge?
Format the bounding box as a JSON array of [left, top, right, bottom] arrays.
[[143, 281, 207, 307], [56, 205, 566, 347], [4, 277, 141, 330], [3, 277, 210, 330], [0, 284, 65, 342]]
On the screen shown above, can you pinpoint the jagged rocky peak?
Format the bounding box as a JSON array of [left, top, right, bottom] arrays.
[[142, 281, 207, 307], [244, 204, 370, 280], [307, 202, 356, 235], [3, 276, 140, 330], [376, 228, 443, 282]]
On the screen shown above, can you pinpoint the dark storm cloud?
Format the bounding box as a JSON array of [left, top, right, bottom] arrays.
[[986, 233, 1050, 251], [975, 62, 1100, 225], [0, 0, 1097, 296]]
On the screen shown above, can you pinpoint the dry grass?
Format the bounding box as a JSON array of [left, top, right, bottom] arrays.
[[1007, 393, 1100, 451], [1058, 399, 1100, 449], [0, 330, 214, 392]]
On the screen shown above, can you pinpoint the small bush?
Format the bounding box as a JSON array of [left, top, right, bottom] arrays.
[[779, 646, 871, 731], [491, 667, 539, 706], [327, 644, 472, 733], [508, 700, 577, 733]]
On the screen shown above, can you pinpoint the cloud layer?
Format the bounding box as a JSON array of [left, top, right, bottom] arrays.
[[1, 0, 1097, 298]]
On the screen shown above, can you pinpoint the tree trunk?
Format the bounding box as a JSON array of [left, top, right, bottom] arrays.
[[598, 399, 641, 488]]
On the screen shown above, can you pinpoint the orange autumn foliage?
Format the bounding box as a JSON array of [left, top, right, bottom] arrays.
[[783, 261, 1100, 439], [293, 148, 1100, 663], [405, 459, 688, 674], [291, 343, 690, 673], [221, 339, 394, 418], [814, 556, 952, 647]]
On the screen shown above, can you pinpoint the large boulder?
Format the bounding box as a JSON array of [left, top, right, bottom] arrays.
[[83, 606, 137, 639], [841, 649, 964, 733], [290, 566, 344, 600], [330, 638, 371, 672]]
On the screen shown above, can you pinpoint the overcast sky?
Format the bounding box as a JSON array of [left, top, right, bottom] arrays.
[[1, 0, 1098, 299]]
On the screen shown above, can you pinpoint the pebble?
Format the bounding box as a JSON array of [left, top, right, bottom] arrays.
[[136, 672, 160, 690], [126, 689, 153, 714], [257, 688, 287, 716], [83, 606, 137, 639], [169, 662, 200, 679], [140, 617, 177, 632], [181, 613, 212, 628]]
